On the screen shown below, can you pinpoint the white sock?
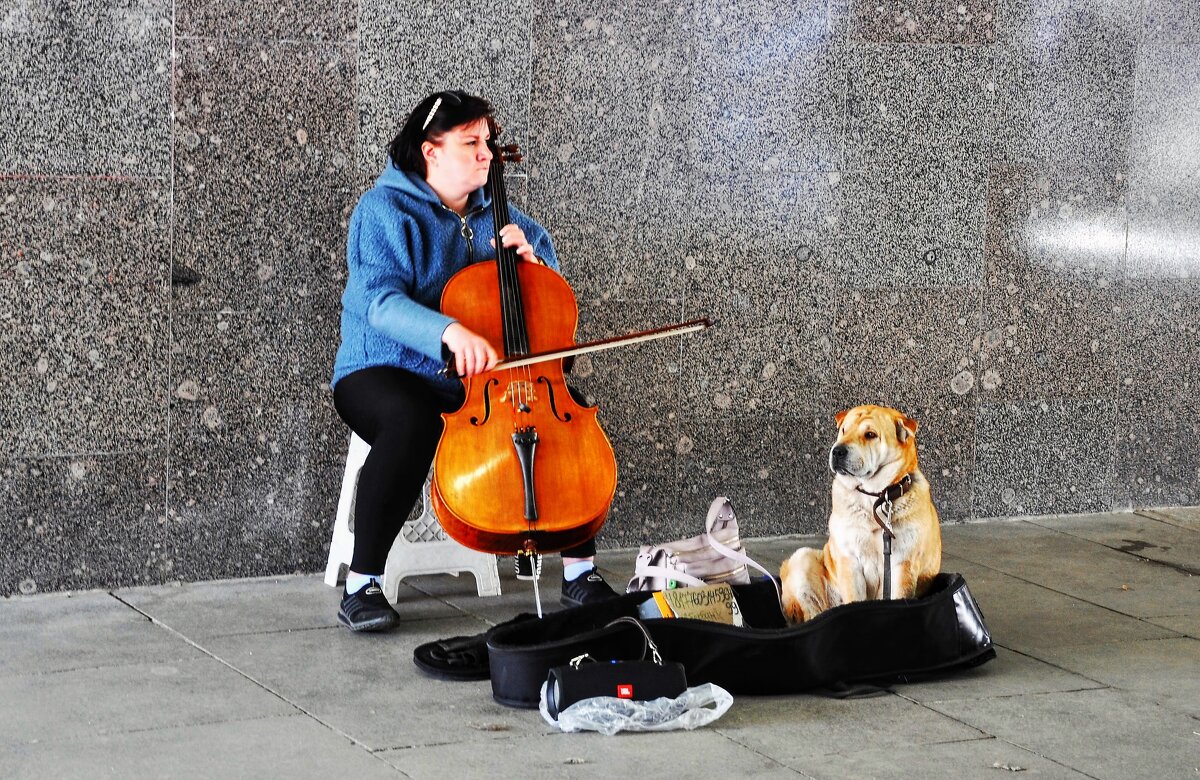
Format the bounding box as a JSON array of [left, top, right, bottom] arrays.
[[563, 562, 595, 581], [346, 573, 380, 594]]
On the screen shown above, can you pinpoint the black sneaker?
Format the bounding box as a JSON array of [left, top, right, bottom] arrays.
[[338, 581, 400, 632], [560, 568, 619, 608]]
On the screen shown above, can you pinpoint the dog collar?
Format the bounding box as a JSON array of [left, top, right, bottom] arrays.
[[855, 473, 913, 602], [855, 473, 914, 537]]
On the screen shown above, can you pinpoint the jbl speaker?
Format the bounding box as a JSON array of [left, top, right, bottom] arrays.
[[544, 659, 687, 720]]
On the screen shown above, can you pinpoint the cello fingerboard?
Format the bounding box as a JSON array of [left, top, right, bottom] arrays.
[[485, 124, 531, 360]]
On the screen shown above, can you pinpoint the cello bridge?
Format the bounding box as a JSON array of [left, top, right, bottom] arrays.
[[502, 380, 537, 411]]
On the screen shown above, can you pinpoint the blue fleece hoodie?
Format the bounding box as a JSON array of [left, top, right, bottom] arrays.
[[332, 161, 560, 391]]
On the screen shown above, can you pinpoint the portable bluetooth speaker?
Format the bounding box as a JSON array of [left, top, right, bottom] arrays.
[[543, 659, 687, 720]]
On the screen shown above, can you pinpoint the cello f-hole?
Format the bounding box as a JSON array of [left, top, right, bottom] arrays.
[[469, 378, 499, 426], [537, 375, 572, 422]]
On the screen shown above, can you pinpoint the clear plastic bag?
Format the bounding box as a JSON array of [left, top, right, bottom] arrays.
[[539, 681, 733, 735]]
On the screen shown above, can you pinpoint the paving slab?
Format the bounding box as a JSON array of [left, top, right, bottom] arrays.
[[797, 736, 1095, 780], [1, 714, 400, 780], [1144, 613, 1200, 639], [1138, 506, 1200, 531], [378, 729, 795, 778], [118, 574, 340, 638], [407, 564, 573, 627], [745, 534, 823, 569], [927, 688, 1200, 780], [1034, 636, 1200, 718], [0, 590, 195, 676], [199, 617, 540, 752], [940, 554, 1180, 652], [900, 645, 1105, 703], [121, 574, 459, 639], [0, 653, 294, 747], [710, 692, 987, 768], [943, 520, 1198, 618], [1025, 512, 1200, 573]]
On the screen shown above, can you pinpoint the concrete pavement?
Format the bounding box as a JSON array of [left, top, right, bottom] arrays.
[[2, 509, 1198, 779]]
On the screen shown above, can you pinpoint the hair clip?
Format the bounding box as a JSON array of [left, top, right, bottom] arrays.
[[422, 97, 443, 131]]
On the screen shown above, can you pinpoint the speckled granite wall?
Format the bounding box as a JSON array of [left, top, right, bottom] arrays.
[[2, 0, 1197, 594]]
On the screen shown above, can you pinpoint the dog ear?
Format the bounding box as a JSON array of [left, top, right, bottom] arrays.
[[834, 409, 850, 428], [895, 414, 919, 443]]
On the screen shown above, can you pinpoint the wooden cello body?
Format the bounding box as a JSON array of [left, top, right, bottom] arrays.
[[430, 131, 617, 555]]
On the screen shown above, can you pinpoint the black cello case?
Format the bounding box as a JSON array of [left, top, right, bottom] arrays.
[[486, 572, 994, 708]]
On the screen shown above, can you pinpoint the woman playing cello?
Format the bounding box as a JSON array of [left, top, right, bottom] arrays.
[[330, 90, 618, 632]]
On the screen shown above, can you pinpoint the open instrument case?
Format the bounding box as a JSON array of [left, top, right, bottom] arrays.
[[483, 573, 995, 708]]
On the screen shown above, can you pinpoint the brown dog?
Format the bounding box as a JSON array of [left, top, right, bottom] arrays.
[[780, 405, 941, 623]]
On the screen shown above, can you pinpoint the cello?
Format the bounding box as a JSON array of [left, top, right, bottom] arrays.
[[430, 123, 617, 559], [431, 121, 709, 567]]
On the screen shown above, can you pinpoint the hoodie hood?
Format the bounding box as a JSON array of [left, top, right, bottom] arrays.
[[333, 157, 561, 390], [375, 159, 491, 212]]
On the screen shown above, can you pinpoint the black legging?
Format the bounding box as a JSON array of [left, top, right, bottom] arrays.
[[333, 365, 595, 574]]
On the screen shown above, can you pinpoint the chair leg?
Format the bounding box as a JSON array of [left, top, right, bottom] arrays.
[[326, 434, 500, 599], [324, 433, 371, 588]]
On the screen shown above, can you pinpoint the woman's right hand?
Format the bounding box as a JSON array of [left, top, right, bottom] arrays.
[[442, 322, 499, 377]]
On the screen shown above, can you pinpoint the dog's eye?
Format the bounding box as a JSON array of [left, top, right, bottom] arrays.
[[864, 431, 877, 440]]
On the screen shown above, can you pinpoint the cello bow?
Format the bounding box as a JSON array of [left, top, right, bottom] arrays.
[[439, 317, 712, 377]]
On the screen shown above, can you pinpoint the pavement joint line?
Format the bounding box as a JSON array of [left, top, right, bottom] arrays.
[[916, 683, 1113, 704], [938, 552, 1194, 629], [1130, 634, 1200, 645], [401, 581, 503, 627], [990, 641, 1111, 689], [3, 660, 203, 679], [192, 624, 342, 640], [905, 734, 998, 746], [990, 735, 1105, 780], [399, 557, 638, 624], [372, 731, 563, 753], [893, 689, 995, 743], [1022, 518, 1200, 576], [895, 678, 1138, 778], [105, 590, 395, 762], [1132, 509, 1200, 533], [33, 711, 308, 742], [705, 727, 813, 776], [915, 700, 1106, 780], [1102, 686, 1200, 720], [1131, 509, 1200, 532], [886, 730, 1105, 776]]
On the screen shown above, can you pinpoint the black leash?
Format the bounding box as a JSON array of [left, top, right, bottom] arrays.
[[855, 474, 913, 600]]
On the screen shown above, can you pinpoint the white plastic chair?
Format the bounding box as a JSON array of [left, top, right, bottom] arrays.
[[324, 433, 501, 601]]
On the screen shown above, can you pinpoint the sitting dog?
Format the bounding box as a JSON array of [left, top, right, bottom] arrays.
[[780, 405, 941, 623]]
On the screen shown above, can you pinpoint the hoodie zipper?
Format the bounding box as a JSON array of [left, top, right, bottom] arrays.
[[442, 204, 487, 265]]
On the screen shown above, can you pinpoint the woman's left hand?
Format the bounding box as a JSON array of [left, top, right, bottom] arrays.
[[494, 224, 539, 264]]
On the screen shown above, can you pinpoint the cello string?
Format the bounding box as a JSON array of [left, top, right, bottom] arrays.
[[487, 153, 519, 417], [490, 148, 533, 416], [496, 154, 535, 408], [494, 155, 519, 415]]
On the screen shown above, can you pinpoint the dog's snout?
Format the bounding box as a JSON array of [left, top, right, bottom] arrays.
[[830, 444, 859, 472], [829, 443, 850, 474]]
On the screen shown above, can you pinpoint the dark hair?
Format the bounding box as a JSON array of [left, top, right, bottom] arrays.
[[388, 90, 495, 176]]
